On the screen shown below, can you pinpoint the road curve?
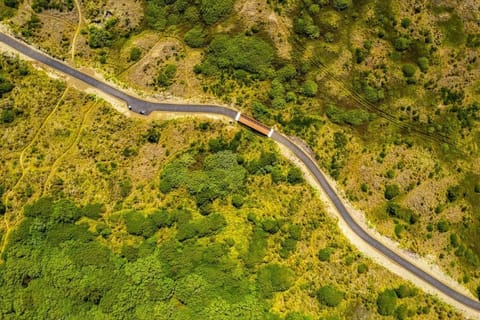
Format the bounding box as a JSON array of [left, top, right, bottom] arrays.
[[1, 32, 480, 315]]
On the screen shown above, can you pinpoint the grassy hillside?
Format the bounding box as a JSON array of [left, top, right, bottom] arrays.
[[0, 51, 464, 318]]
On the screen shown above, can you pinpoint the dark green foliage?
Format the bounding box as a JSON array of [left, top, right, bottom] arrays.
[[446, 185, 460, 202], [377, 289, 398, 316], [287, 167, 304, 184], [155, 64, 177, 87], [199, 34, 274, 75], [393, 37, 411, 51], [20, 13, 42, 36], [386, 202, 418, 225], [401, 64, 416, 77], [200, 0, 234, 25], [332, 0, 351, 11], [302, 80, 318, 97], [384, 184, 400, 200], [276, 64, 297, 81], [176, 213, 227, 241], [318, 247, 334, 262], [0, 202, 5, 215], [417, 57, 429, 72], [231, 194, 244, 208], [146, 127, 161, 143], [80, 203, 103, 219], [88, 26, 112, 48], [4, 0, 20, 8], [436, 220, 449, 233], [128, 47, 142, 62], [395, 304, 408, 320], [280, 238, 297, 258], [0, 73, 14, 96], [357, 263, 368, 274], [31, 0, 74, 12], [262, 218, 279, 234], [150, 209, 174, 228], [394, 285, 416, 298], [243, 226, 268, 268], [316, 285, 344, 307], [123, 211, 158, 238], [257, 264, 295, 298], [326, 104, 372, 126], [184, 26, 208, 48], [401, 18, 411, 28]]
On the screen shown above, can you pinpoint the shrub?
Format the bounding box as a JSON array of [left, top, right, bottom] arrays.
[[401, 18, 411, 28], [156, 64, 177, 87], [184, 26, 208, 48], [357, 263, 368, 274], [377, 289, 397, 316], [124, 211, 157, 238], [257, 264, 295, 298], [318, 247, 334, 262], [394, 37, 410, 51], [201, 34, 274, 75], [4, 0, 20, 8], [231, 194, 245, 208], [437, 220, 449, 233], [384, 184, 400, 200], [332, 0, 351, 11], [401, 64, 416, 77], [262, 219, 279, 234], [316, 285, 344, 307], [446, 186, 460, 202], [302, 80, 318, 97], [201, 0, 234, 25], [287, 167, 304, 184], [128, 47, 142, 62], [417, 57, 429, 72], [88, 26, 112, 48]]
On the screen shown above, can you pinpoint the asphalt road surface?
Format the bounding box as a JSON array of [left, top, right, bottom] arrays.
[[1, 31, 479, 314]]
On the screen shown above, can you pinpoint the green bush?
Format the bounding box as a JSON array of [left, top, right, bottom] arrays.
[[231, 194, 245, 208], [4, 0, 20, 8], [357, 263, 368, 274], [394, 285, 416, 298], [384, 184, 400, 200], [316, 285, 344, 307], [318, 247, 334, 262], [124, 211, 157, 238], [326, 104, 371, 126], [257, 264, 295, 298], [302, 80, 318, 97], [377, 289, 397, 316], [287, 167, 304, 184], [393, 37, 410, 51], [88, 26, 112, 49], [332, 0, 351, 11], [417, 57, 429, 72], [200, 34, 274, 75], [437, 220, 449, 233], [401, 18, 411, 28], [156, 64, 177, 87], [184, 26, 208, 48], [401, 64, 416, 77], [200, 0, 234, 25], [128, 47, 142, 62]]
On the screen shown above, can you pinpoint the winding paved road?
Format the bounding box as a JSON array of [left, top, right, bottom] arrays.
[[1, 32, 480, 315]]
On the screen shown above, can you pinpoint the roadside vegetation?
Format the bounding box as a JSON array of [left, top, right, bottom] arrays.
[[0, 53, 464, 318], [2, 0, 480, 312]]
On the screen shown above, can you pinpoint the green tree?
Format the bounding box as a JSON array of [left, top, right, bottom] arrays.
[[377, 289, 397, 316], [384, 184, 400, 200], [287, 167, 304, 184], [316, 285, 344, 307], [257, 264, 295, 298], [128, 47, 142, 62], [394, 37, 410, 51], [401, 64, 416, 77], [200, 0, 234, 25], [332, 0, 351, 11], [417, 57, 429, 72], [88, 26, 112, 48], [184, 26, 208, 48], [302, 80, 318, 97]]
